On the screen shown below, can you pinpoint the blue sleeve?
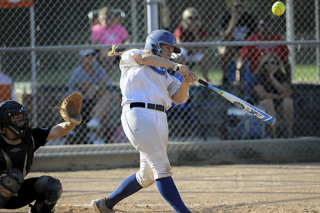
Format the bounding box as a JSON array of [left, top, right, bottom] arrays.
[[32, 127, 52, 150]]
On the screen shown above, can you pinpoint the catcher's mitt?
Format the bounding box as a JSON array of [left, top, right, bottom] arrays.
[[53, 91, 83, 125]]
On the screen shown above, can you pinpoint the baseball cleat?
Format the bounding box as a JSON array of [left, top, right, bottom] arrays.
[[91, 197, 114, 213]]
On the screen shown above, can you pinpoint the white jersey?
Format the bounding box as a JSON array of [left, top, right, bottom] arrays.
[[119, 49, 188, 110]]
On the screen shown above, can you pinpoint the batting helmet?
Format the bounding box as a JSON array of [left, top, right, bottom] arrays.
[[0, 101, 29, 137], [145, 30, 181, 57]]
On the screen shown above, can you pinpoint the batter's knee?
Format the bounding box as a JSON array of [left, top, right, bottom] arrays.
[[137, 149, 172, 188], [136, 170, 156, 188], [138, 178, 155, 188], [148, 149, 172, 180]]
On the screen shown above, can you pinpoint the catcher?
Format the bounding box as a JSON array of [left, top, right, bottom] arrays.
[[0, 92, 82, 213]]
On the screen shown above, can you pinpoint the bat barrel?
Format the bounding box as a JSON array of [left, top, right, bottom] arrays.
[[269, 117, 276, 125], [237, 98, 276, 126], [195, 76, 276, 126]]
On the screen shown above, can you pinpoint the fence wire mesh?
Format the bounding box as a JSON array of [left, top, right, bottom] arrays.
[[0, 0, 319, 150]]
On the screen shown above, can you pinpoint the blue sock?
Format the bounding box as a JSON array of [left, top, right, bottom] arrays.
[[156, 176, 191, 213], [106, 174, 143, 209]]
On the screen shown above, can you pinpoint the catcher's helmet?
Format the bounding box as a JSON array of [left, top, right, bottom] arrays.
[[0, 101, 29, 137], [145, 30, 181, 57]]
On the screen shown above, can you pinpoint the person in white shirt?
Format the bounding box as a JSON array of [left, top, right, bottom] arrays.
[[91, 30, 195, 213]]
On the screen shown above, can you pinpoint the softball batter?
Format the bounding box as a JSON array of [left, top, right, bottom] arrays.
[[91, 30, 195, 213]]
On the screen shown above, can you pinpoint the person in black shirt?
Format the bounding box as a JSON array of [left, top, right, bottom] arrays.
[[253, 53, 293, 138], [218, 0, 256, 84], [0, 100, 79, 212]]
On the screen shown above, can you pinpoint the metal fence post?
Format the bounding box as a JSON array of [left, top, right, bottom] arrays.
[[146, 0, 161, 33], [315, 0, 320, 80], [286, 0, 295, 81], [30, 5, 37, 126]]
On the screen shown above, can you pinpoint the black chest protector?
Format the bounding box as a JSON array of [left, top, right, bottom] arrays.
[[0, 129, 34, 175]]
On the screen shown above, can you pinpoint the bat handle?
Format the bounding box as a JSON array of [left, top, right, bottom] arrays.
[[195, 77, 209, 87]]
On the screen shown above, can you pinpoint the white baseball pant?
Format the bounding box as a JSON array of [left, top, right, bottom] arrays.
[[121, 104, 172, 188]]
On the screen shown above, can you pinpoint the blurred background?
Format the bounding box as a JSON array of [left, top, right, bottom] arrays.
[[0, 0, 319, 149]]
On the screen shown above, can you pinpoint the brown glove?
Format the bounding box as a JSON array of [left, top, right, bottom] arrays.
[[53, 91, 83, 125]]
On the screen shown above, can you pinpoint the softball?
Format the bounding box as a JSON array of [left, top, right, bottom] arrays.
[[272, 1, 285, 16]]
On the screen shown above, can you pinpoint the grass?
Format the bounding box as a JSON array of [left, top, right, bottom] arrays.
[[294, 64, 319, 83]]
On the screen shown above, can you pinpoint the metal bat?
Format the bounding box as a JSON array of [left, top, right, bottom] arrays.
[[196, 78, 276, 125]]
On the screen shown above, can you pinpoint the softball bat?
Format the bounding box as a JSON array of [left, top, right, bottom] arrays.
[[196, 78, 276, 125]]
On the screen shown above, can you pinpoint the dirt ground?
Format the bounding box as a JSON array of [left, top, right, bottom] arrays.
[[1, 163, 320, 213]]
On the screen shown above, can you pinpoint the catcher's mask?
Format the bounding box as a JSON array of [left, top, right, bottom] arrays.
[[0, 101, 29, 137], [145, 30, 181, 58]]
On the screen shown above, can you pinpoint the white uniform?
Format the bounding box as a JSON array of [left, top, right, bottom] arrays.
[[120, 49, 188, 188]]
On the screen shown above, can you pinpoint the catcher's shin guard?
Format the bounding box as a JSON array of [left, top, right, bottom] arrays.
[[0, 194, 10, 208], [32, 176, 62, 213], [29, 203, 55, 213]]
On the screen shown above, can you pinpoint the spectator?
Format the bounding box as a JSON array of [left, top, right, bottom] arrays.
[[68, 49, 116, 144], [173, 7, 210, 82], [111, 9, 126, 26], [0, 72, 17, 102], [87, 9, 99, 30], [88, 8, 126, 33], [236, 16, 291, 92], [218, 0, 256, 84], [253, 53, 293, 138], [91, 7, 130, 78]]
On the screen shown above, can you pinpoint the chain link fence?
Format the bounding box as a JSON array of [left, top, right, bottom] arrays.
[[0, 0, 320, 153]]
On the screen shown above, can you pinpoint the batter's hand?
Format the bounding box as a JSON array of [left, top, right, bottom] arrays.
[[176, 64, 196, 83], [176, 64, 189, 76], [182, 71, 196, 84]]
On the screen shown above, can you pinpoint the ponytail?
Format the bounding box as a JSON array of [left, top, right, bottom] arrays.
[[108, 45, 123, 56]]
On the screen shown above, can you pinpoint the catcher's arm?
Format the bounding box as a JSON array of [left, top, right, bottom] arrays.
[[46, 122, 76, 141]]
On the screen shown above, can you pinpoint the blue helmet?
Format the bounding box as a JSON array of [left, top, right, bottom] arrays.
[[145, 30, 181, 57]]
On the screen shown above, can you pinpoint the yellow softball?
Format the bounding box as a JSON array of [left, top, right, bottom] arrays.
[[272, 1, 285, 16]]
